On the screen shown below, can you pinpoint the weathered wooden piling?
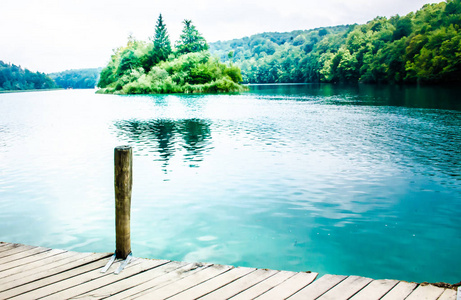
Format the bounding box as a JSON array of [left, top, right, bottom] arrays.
[[114, 145, 132, 259]]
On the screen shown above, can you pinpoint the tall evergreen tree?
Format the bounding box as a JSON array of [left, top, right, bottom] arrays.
[[142, 14, 172, 72], [153, 14, 172, 62], [175, 20, 209, 55]]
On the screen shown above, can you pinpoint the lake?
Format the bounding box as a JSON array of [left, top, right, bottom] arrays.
[[0, 84, 460, 284]]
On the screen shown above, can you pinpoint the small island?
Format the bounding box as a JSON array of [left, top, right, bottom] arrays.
[[97, 15, 247, 94]]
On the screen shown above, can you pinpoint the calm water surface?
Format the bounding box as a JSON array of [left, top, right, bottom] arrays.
[[0, 84, 460, 283]]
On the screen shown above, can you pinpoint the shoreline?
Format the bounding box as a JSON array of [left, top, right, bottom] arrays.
[[0, 88, 65, 94]]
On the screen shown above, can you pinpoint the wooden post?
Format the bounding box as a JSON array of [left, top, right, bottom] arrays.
[[114, 145, 132, 259]]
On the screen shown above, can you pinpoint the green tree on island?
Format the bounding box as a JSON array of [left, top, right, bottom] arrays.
[[153, 14, 172, 60], [175, 20, 209, 55], [97, 15, 245, 94], [143, 14, 172, 71]]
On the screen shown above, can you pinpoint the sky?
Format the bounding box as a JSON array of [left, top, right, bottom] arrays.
[[0, 0, 440, 74]]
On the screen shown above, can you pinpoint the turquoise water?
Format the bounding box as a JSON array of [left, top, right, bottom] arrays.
[[0, 84, 460, 284]]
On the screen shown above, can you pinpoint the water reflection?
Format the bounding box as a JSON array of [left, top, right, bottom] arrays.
[[114, 119, 212, 171], [1, 88, 460, 284], [181, 119, 212, 161]]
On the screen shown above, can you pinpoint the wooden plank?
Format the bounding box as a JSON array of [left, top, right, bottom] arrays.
[[255, 272, 318, 300], [40, 258, 168, 299], [316, 275, 373, 300], [0, 248, 65, 276], [72, 261, 188, 299], [105, 262, 212, 300], [0, 247, 51, 271], [0, 243, 23, 251], [349, 279, 399, 300], [10, 256, 144, 300], [168, 267, 255, 300], [0, 245, 47, 263], [0, 253, 111, 299], [438, 288, 457, 300], [231, 270, 298, 300], [135, 264, 233, 300], [405, 284, 445, 300], [287, 274, 347, 300], [0, 249, 74, 281], [0, 242, 454, 300], [380, 281, 418, 300], [0, 243, 18, 253], [0, 252, 95, 289], [256, 273, 318, 300], [199, 268, 280, 300], [0, 243, 35, 252], [0, 244, 37, 259]]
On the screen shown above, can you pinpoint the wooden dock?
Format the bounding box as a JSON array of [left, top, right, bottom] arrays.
[[0, 242, 458, 300]]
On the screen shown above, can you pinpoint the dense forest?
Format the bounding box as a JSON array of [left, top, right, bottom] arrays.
[[49, 68, 101, 89], [97, 15, 246, 94], [210, 0, 461, 84], [0, 61, 56, 91]]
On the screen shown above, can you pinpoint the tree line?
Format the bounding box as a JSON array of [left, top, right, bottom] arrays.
[[3, 0, 458, 92], [49, 68, 101, 89], [97, 15, 246, 94], [0, 61, 56, 91], [210, 0, 461, 84], [0, 62, 102, 92]]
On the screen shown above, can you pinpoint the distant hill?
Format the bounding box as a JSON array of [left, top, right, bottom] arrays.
[[209, 25, 352, 83], [0, 61, 57, 91], [210, 25, 350, 63], [49, 68, 102, 89], [209, 0, 461, 84]]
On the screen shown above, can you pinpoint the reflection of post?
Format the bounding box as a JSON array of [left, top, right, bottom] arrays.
[[114, 145, 132, 259]]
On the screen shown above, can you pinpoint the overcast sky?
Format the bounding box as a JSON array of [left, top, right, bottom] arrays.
[[0, 0, 439, 73]]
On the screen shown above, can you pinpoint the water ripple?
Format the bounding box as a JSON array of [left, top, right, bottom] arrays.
[[0, 87, 460, 284]]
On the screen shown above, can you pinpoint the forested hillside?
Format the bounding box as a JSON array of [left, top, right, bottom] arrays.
[[210, 0, 461, 84], [0, 61, 56, 91], [49, 68, 101, 89]]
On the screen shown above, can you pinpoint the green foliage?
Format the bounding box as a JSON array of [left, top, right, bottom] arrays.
[[48, 68, 101, 89], [98, 51, 246, 94], [143, 14, 172, 72], [319, 28, 329, 36], [209, 0, 461, 84], [224, 65, 243, 83], [98, 15, 245, 94], [175, 20, 209, 55], [209, 25, 350, 83], [153, 14, 172, 57], [0, 61, 56, 91]]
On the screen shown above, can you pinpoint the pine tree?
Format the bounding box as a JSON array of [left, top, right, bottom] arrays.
[[153, 14, 171, 61], [142, 14, 172, 72], [175, 20, 209, 55]]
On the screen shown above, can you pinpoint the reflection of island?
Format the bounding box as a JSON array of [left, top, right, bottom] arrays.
[[114, 119, 212, 170]]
